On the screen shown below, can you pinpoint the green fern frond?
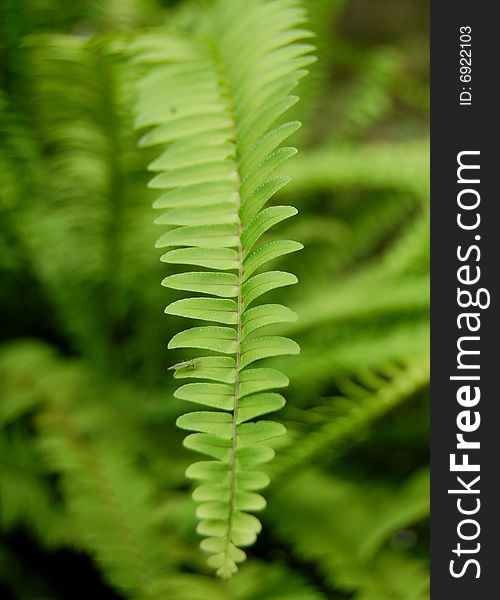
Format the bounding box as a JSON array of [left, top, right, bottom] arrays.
[[37, 414, 171, 594], [269, 467, 430, 599], [337, 47, 402, 140], [12, 34, 171, 377], [284, 139, 429, 198], [0, 341, 177, 596], [274, 356, 429, 476], [135, 0, 314, 578]]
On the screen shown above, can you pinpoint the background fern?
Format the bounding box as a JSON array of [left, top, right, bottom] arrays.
[[0, 0, 429, 598]]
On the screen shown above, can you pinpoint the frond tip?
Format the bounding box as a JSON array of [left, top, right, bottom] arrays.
[[135, 0, 314, 578]]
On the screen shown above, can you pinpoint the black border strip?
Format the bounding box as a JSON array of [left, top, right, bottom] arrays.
[[431, 2, 498, 596]]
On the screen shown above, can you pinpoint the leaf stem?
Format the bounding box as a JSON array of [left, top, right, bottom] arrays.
[[211, 41, 244, 570]]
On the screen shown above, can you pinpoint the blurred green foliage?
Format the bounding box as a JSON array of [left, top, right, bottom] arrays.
[[0, 0, 429, 598]]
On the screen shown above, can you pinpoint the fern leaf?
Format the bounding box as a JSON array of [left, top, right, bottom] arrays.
[[273, 356, 430, 477], [135, 0, 314, 578], [268, 467, 430, 599]]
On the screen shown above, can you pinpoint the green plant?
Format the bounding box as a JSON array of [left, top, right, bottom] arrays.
[[0, 0, 429, 597], [134, 0, 315, 578]]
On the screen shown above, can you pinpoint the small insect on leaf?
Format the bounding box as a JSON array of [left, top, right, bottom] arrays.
[[137, 133, 149, 147], [167, 359, 196, 372]]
